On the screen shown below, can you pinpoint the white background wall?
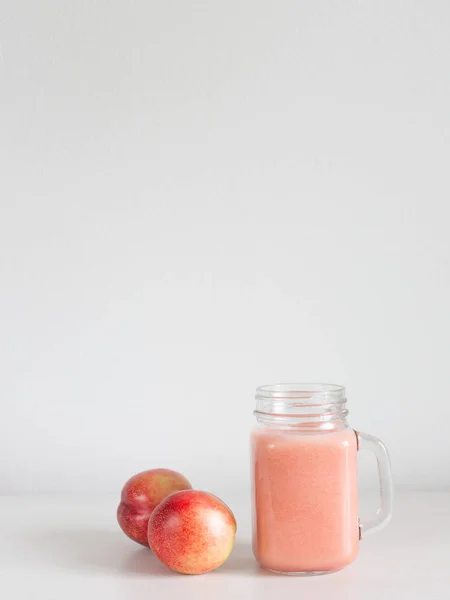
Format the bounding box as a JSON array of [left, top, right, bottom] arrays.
[[1, 1, 449, 496]]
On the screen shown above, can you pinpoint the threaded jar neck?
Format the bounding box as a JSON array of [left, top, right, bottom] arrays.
[[254, 383, 348, 430]]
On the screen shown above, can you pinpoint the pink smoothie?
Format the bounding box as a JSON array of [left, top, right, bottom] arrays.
[[252, 426, 359, 573]]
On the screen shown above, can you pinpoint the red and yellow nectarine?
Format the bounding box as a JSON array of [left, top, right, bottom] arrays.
[[148, 489, 236, 574], [117, 469, 192, 546]]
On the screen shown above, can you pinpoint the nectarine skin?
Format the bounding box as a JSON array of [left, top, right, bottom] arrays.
[[148, 489, 236, 574], [117, 469, 192, 546]]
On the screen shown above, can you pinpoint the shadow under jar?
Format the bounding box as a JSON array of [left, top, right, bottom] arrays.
[[251, 383, 393, 575]]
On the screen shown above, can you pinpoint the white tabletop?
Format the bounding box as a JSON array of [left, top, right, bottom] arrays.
[[0, 490, 446, 600]]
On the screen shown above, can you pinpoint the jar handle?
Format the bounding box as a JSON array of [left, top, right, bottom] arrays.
[[355, 431, 393, 538]]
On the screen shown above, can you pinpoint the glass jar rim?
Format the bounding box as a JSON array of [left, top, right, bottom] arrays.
[[255, 382, 345, 402]]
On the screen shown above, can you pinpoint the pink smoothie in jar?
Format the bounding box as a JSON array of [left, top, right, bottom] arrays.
[[251, 383, 365, 574], [252, 426, 359, 573]]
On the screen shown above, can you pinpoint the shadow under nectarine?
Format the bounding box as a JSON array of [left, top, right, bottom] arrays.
[[24, 529, 261, 577]]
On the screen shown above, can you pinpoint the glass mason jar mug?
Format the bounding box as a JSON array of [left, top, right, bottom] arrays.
[[251, 383, 393, 575]]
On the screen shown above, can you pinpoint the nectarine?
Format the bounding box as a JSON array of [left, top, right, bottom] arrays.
[[148, 489, 236, 574], [117, 469, 191, 546]]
